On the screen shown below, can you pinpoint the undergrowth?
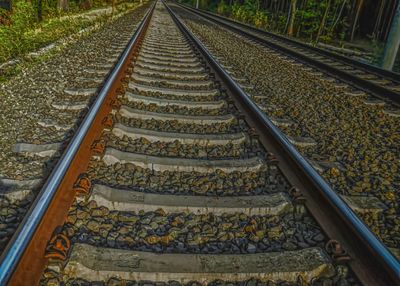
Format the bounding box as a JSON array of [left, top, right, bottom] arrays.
[[0, 1, 140, 81], [0, 1, 138, 66]]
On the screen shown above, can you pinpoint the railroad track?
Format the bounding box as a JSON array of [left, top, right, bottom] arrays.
[[176, 3, 400, 106], [0, 2, 151, 256], [0, 1, 398, 285], [170, 0, 400, 259]]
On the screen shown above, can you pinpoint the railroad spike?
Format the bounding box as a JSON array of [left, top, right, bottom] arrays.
[[289, 187, 306, 204], [110, 98, 121, 109], [116, 87, 126, 94], [102, 114, 114, 129], [45, 228, 71, 262], [266, 152, 279, 165], [72, 174, 92, 196], [325, 239, 351, 264], [91, 140, 105, 155], [249, 129, 260, 146]]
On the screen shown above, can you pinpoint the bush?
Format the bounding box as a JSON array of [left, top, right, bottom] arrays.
[[0, 1, 95, 63], [253, 10, 267, 29], [0, 8, 11, 26], [216, 0, 229, 16], [0, 1, 37, 62]]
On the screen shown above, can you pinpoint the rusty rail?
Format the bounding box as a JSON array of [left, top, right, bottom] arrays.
[[0, 2, 156, 285], [164, 2, 400, 285]]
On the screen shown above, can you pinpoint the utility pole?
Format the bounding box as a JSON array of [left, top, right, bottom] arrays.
[[381, 0, 400, 70], [196, 0, 199, 9]]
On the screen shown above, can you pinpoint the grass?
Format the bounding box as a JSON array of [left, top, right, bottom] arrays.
[[0, 1, 140, 81], [0, 17, 95, 63]]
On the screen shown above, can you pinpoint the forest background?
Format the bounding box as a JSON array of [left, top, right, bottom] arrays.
[[0, 0, 139, 76], [180, 0, 400, 72], [0, 0, 399, 72]]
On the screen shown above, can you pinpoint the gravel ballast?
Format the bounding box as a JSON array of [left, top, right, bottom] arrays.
[[0, 3, 150, 254], [171, 4, 399, 252]]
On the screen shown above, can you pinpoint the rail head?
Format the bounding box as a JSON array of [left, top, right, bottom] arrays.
[[164, 2, 400, 285], [0, 2, 156, 285]]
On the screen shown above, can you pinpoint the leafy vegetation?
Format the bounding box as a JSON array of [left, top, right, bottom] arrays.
[[0, 0, 138, 65], [181, 0, 400, 71], [183, 0, 366, 44]]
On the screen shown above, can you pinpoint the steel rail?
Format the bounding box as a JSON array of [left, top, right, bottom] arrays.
[[164, 2, 400, 285], [181, 4, 400, 83], [0, 3, 156, 285], [176, 3, 400, 105]]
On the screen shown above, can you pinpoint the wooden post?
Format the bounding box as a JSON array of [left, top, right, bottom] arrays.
[[196, 0, 199, 9], [381, 0, 400, 70]]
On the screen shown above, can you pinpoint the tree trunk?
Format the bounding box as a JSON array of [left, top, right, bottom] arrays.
[[373, 0, 386, 39], [383, 0, 398, 40], [38, 0, 43, 22], [315, 0, 332, 43], [296, 0, 308, 37], [287, 0, 297, 36], [381, 0, 400, 70], [349, 0, 364, 41], [331, 0, 347, 32], [58, 0, 69, 12]]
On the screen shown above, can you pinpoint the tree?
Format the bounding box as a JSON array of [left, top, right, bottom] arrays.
[[315, 0, 332, 43], [58, 0, 69, 12], [381, 0, 400, 70], [348, 0, 364, 41], [330, 0, 347, 32], [287, 0, 297, 36]]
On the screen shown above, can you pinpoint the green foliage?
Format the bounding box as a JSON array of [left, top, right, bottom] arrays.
[[216, 0, 229, 16], [230, 0, 267, 29], [196, 0, 352, 44], [0, 1, 37, 62], [296, 3, 322, 39], [253, 10, 267, 28], [0, 8, 11, 25], [0, 0, 126, 64]]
